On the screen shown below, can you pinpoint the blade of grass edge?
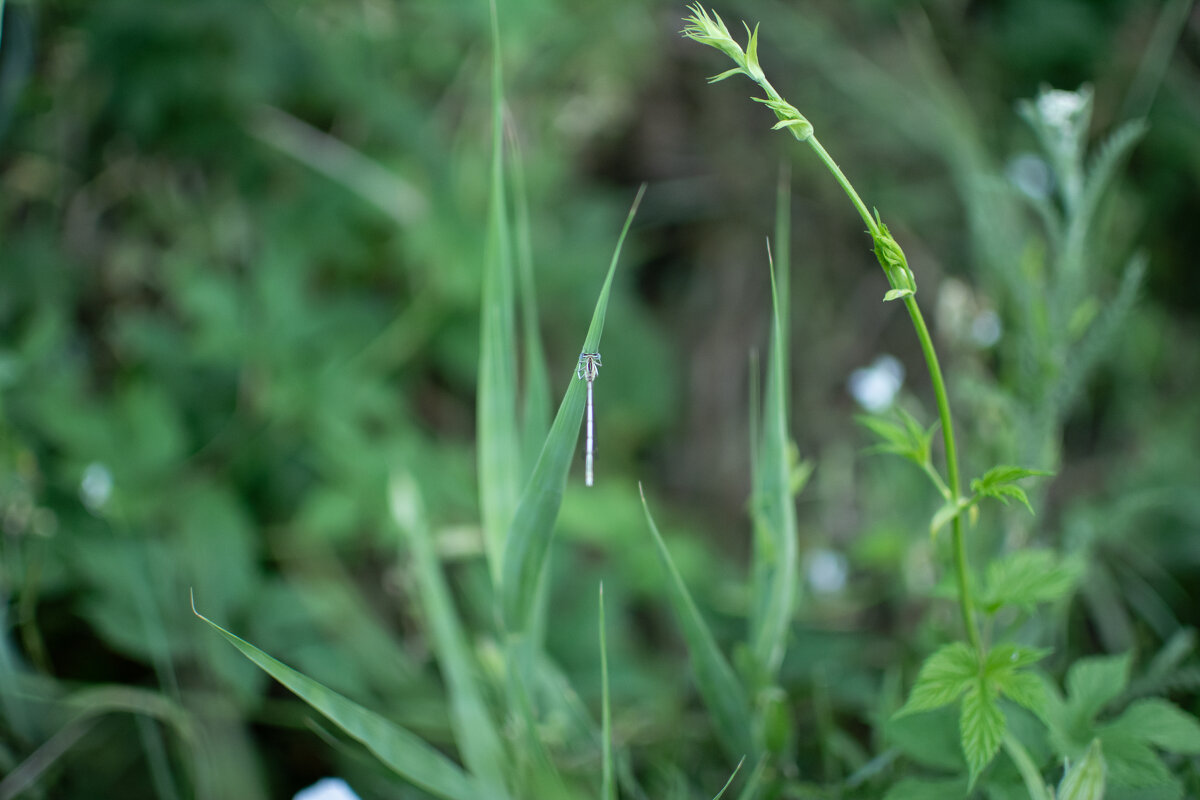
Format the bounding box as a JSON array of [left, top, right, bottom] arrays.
[[478, 0, 520, 584], [600, 583, 616, 800], [507, 122, 551, 475], [734, 756, 768, 800], [508, 121, 556, 652], [191, 593, 479, 800], [390, 475, 509, 800], [712, 756, 746, 800], [749, 245, 799, 679], [638, 484, 755, 762], [500, 184, 646, 633]]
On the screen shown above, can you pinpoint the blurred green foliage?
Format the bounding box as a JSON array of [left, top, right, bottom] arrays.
[[1, 0, 1198, 797]]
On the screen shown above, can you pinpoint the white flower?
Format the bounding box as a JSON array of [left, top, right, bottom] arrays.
[[1005, 153, 1053, 200], [293, 778, 362, 800], [848, 355, 905, 412], [80, 462, 113, 512], [806, 548, 848, 595], [970, 309, 1002, 348], [1035, 88, 1088, 132]]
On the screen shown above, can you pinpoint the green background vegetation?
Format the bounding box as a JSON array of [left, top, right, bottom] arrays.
[[1, 0, 1198, 797]]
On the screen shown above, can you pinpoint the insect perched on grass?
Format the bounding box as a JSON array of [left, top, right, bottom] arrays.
[[577, 352, 602, 486]]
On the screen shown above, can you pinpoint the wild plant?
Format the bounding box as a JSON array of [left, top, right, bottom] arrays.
[[186, 3, 1200, 800], [681, 4, 1200, 799]]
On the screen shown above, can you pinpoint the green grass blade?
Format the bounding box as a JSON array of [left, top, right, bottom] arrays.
[[507, 121, 555, 651], [711, 756, 746, 799], [390, 475, 509, 799], [749, 248, 799, 679], [500, 185, 646, 633], [192, 595, 480, 800], [507, 123, 551, 474], [638, 484, 756, 761], [478, 0, 520, 583], [600, 583, 616, 800], [734, 756, 767, 800], [502, 634, 567, 795]]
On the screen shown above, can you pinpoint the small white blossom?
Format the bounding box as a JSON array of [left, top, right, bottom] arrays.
[[848, 355, 905, 412], [807, 548, 848, 595], [293, 778, 361, 800], [971, 309, 1002, 348], [80, 462, 113, 512], [1035, 88, 1089, 133], [1006, 153, 1053, 200]]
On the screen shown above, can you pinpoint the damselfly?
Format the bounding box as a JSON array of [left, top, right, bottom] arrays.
[[577, 352, 602, 487]]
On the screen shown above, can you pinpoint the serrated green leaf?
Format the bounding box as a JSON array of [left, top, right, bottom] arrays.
[[883, 288, 914, 302], [1099, 735, 1174, 789], [1057, 739, 1106, 800], [961, 681, 1006, 786], [895, 642, 978, 717], [986, 644, 1052, 673], [857, 414, 910, 454], [501, 187, 644, 633], [1079, 119, 1148, 236], [1103, 698, 1200, 755], [970, 465, 1053, 515], [981, 550, 1084, 613], [975, 465, 1053, 484], [1066, 653, 1132, 727], [858, 408, 940, 483], [997, 671, 1048, 719], [640, 486, 756, 761], [193, 599, 481, 800]]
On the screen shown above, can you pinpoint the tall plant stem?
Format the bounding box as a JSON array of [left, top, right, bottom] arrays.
[[682, 4, 984, 650], [805, 132, 982, 652], [901, 295, 980, 652]]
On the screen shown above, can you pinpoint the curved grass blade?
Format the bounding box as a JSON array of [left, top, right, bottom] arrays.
[[734, 756, 768, 800], [749, 247, 799, 679], [192, 593, 480, 800], [478, 0, 520, 583], [390, 475, 509, 799], [639, 484, 755, 761], [500, 184, 646, 633], [711, 756, 746, 800]]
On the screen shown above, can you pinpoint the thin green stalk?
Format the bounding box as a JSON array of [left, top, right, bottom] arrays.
[[1002, 732, 1052, 800], [902, 294, 980, 652], [682, 3, 981, 650], [806, 137, 876, 235], [599, 584, 616, 800]]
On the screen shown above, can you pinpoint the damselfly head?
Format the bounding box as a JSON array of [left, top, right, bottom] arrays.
[[577, 352, 602, 381]]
